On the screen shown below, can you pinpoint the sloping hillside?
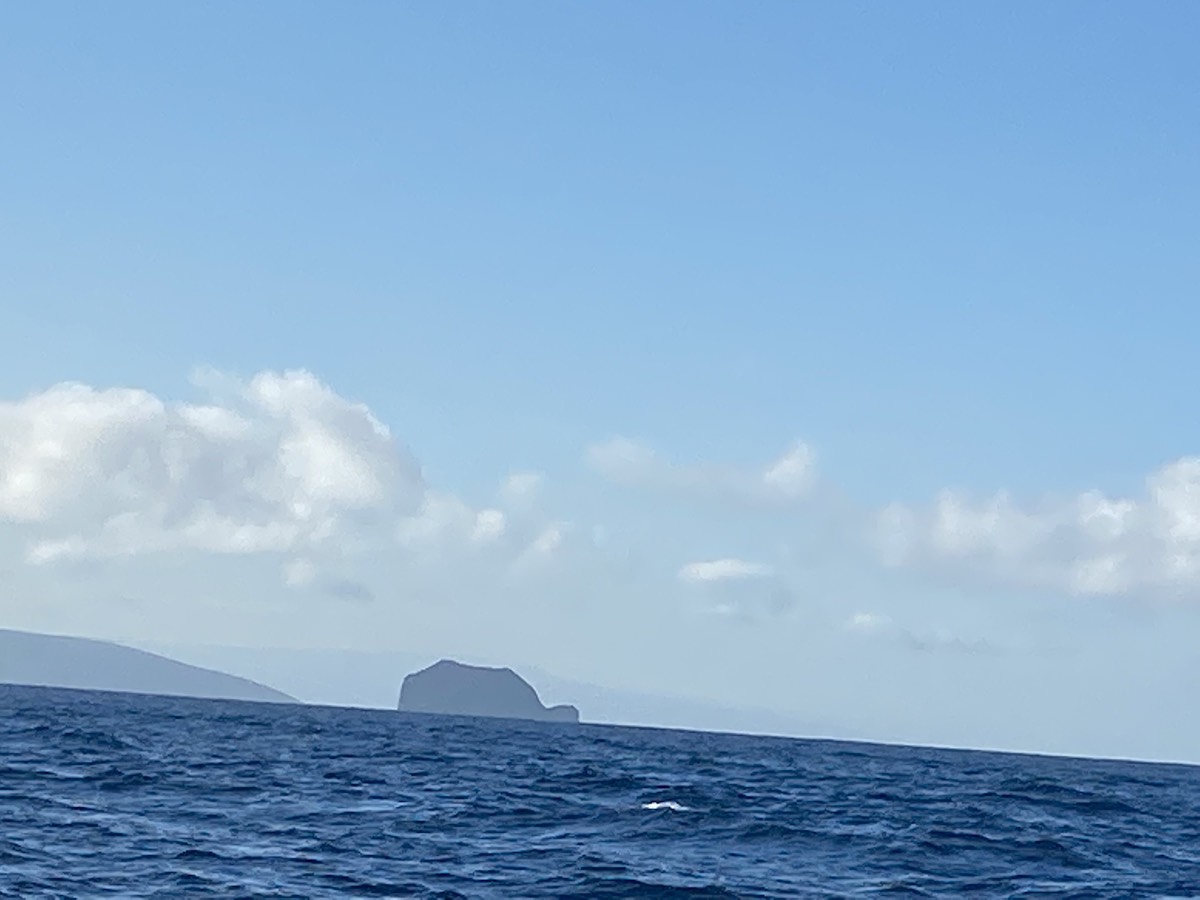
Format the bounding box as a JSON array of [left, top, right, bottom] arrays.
[[0, 629, 295, 704]]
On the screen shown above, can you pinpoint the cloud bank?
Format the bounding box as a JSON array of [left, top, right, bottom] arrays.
[[6, 367, 1200, 615], [0, 370, 585, 598], [875, 459, 1200, 598], [1, 371, 421, 566]]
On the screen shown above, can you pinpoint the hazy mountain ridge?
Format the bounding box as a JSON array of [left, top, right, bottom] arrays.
[[0, 629, 296, 704], [132, 641, 855, 740]]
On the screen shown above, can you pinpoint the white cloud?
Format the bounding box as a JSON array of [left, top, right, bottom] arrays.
[[472, 508, 507, 543], [17, 367, 1200, 621], [527, 524, 565, 556], [395, 492, 507, 550], [678, 558, 774, 583], [0, 370, 423, 568], [499, 472, 543, 507], [678, 557, 793, 622], [510, 523, 568, 574], [846, 611, 892, 632], [394, 490, 583, 581], [761, 443, 816, 499], [875, 458, 1200, 597], [585, 437, 816, 507], [1, 370, 610, 606]]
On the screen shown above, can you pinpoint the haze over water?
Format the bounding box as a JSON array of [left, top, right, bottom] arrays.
[[5, 685, 1200, 898]]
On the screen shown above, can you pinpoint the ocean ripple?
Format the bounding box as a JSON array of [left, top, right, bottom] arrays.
[[3, 684, 1200, 897]]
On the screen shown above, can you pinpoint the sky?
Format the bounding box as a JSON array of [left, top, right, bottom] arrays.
[[3, 2, 1200, 762]]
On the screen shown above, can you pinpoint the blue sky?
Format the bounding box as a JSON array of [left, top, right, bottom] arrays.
[[3, 3, 1200, 761]]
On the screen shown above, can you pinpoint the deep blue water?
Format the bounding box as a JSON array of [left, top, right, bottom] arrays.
[[3, 686, 1200, 898]]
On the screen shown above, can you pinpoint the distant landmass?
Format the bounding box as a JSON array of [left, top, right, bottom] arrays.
[[398, 659, 580, 723], [143, 642, 861, 739], [0, 629, 296, 704]]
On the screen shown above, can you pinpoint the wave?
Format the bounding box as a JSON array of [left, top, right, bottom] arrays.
[[641, 800, 690, 811], [4, 682, 1200, 897]]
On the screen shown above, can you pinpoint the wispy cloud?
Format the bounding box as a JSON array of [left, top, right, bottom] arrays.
[[845, 611, 999, 655], [678, 558, 774, 583], [586, 437, 815, 507], [678, 557, 794, 623]]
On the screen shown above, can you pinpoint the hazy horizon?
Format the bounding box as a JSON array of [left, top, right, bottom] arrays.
[[4, 3, 1200, 765], [2, 625, 1194, 768]]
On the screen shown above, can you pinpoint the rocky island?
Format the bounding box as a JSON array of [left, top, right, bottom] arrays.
[[397, 659, 580, 723]]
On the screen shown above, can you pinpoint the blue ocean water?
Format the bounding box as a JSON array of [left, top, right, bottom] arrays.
[[2, 685, 1199, 898]]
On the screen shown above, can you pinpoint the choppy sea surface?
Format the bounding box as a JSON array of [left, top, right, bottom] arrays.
[[3, 685, 1200, 898]]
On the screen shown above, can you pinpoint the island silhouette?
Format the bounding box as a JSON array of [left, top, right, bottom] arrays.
[[6, 631, 848, 740], [0, 629, 295, 704], [397, 659, 580, 723]]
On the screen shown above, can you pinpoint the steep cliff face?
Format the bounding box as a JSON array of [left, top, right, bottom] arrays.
[[397, 659, 580, 723]]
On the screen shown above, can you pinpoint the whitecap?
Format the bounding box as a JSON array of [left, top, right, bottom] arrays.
[[641, 800, 690, 811]]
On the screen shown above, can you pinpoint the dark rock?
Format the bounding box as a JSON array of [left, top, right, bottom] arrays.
[[397, 659, 580, 723]]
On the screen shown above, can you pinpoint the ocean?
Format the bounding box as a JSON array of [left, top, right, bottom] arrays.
[[2, 684, 1199, 898]]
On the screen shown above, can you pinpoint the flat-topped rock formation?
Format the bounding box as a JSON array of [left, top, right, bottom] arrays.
[[397, 659, 580, 723], [0, 629, 296, 704]]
